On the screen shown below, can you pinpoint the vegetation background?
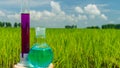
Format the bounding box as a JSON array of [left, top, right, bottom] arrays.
[[0, 28, 120, 68]]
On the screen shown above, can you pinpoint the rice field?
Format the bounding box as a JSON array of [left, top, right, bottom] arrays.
[[0, 28, 120, 68]]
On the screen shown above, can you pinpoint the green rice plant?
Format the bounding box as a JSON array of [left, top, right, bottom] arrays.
[[0, 28, 120, 68]]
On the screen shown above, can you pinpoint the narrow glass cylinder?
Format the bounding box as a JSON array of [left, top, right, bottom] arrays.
[[21, 0, 30, 58], [21, 13, 30, 57], [21, 0, 29, 13]]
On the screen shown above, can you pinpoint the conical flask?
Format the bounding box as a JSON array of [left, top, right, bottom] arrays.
[[28, 27, 53, 68]]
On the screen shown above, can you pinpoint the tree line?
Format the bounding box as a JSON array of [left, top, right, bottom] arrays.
[[86, 24, 120, 29], [65, 24, 77, 28], [65, 24, 120, 29], [0, 21, 20, 28], [0, 21, 120, 29]]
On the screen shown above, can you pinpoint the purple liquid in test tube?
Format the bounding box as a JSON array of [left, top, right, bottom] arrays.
[[21, 13, 30, 58]]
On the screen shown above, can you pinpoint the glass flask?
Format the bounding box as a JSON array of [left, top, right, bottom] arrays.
[[28, 27, 53, 68]]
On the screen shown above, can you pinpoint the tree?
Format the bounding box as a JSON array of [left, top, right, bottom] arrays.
[[102, 24, 115, 29], [86, 26, 100, 29], [6, 22, 12, 27], [18, 23, 21, 27], [115, 24, 120, 29], [65, 24, 77, 29], [65, 25, 72, 28], [0, 21, 2, 27], [14, 22, 18, 27], [0, 21, 5, 27], [72, 24, 77, 28]]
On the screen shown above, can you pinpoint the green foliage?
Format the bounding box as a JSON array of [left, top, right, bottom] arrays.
[[5, 22, 12, 27], [102, 24, 115, 29], [0, 28, 120, 68], [86, 26, 100, 29], [17, 23, 21, 27], [0, 21, 20, 27], [115, 24, 120, 29], [0, 21, 5, 27], [14, 22, 18, 27], [14, 22, 21, 28], [101, 24, 120, 29], [65, 24, 77, 28]]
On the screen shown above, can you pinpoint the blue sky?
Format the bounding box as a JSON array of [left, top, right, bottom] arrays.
[[0, 0, 120, 28]]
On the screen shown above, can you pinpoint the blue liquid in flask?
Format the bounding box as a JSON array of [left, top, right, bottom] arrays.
[[28, 43, 53, 68], [28, 27, 53, 68]]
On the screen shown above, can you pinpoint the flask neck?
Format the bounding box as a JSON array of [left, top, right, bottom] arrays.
[[36, 37, 46, 44], [35, 27, 46, 44]]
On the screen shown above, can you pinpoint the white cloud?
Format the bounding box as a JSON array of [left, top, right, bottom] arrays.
[[29, 7, 75, 27], [83, 4, 107, 20], [7, 14, 20, 20], [84, 4, 101, 15], [89, 15, 95, 19], [30, 10, 55, 21], [42, 11, 55, 17], [75, 6, 84, 13], [50, 1, 61, 13], [101, 14, 107, 20], [0, 1, 109, 28], [30, 10, 42, 21], [0, 11, 5, 16], [78, 15, 88, 20], [7, 13, 20, 23]]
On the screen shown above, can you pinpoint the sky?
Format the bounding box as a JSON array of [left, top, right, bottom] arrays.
[[0, 0, 120, 28]]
